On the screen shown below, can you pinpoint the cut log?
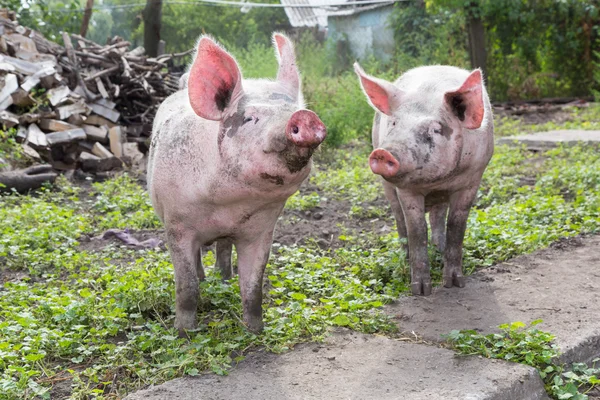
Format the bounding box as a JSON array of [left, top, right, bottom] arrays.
[[89, 102, 120, 122], [5, 33, 38, 60], [84, 114, 116, 127], [16, 125, 27, 142], [67, 114, 85, 126], [26, 123, 48, 148], [39, 119, 79, 132], [122, 142, 144, 163], [108, 126, 124, 157], [95, 97, 116, 109], [79, 151, 100, 161], [47, 85, 73, 106], [78, 141, 95, 152], [92, 142, 113, 158], [46, 128, 87, 146], [20, 64, 56, 92], [22, 143, 41, 160], [83, 124, 108, 142], [57, 100, 90, 120], [80, 155, 123, 172], [95, 77, 109, 98], [0, 61, 15, 72], [0, 54, 54, 75], [0, 73, 18, 110], [11, 88, 35, 107], [0, 109, 18, 128]]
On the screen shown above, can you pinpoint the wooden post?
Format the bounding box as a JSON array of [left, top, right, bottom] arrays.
[[466, 1, 487, 76], [143, 0, 162, 57], [80, 0, 95, 38]]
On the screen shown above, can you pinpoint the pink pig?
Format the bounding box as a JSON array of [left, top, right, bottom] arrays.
[[148, 34, 326, 335], [354, 63, 494, 296]]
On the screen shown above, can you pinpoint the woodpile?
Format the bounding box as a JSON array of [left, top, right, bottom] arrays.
[[0, 9, 189, 173]]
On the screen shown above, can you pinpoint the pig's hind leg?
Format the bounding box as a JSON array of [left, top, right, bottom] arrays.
[[216, 239, 233, 280], [166, 226, 201, 336], [429, 203, 448, 253], [443, 187, 478, 289]]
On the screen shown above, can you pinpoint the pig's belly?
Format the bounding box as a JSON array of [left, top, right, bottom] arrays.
[[164, 199, 284, 246], [424, 191, 450, 209]]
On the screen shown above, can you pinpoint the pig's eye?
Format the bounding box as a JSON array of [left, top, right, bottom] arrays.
[[242, 116, 253, 125], [431, 123, 443, 134]]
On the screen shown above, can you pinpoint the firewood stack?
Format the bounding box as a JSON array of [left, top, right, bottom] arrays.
[[0, 9, 189, 173]]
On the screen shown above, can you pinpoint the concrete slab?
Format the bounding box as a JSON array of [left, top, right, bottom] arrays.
[[125, 332, 549, 400], [388, 235, 600, 365], [497, 130, 600, 149]]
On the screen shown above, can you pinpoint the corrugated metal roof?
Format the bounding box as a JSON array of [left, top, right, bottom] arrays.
[[327, 2, 393, 17], [281, 0, 342, 27], [281, 0, 393, 28]]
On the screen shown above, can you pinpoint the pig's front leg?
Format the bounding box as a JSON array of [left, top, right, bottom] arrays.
[[235, 230, 274, 333], [398, 192, 431, 296], [383, 181, 409, 258], [443, 186, 478, 288], [216, 239, 233, 280], [167, 226, 201, 336]]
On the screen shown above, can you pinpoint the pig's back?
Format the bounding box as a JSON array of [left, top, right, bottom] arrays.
[[394, 65, 471, 94]]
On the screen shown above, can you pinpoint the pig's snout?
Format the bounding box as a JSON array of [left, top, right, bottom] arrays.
[[369, 148, 400, 178], [286, 110, 327, 148]]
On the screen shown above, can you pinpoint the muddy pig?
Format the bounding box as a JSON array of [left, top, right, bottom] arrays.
[[353, 63, 493, 296], [148, 34, 326, 335]]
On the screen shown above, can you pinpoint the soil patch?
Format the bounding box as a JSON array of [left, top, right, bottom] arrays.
[[495, 107, 576, 126], [276, 184, 392, 249]]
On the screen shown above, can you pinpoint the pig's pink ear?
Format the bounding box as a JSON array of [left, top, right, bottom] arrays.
[[354, 62, 403, 116], [188, 36, 244, 121], [444, 69, 485, 129], [273, 33, 300, 100]]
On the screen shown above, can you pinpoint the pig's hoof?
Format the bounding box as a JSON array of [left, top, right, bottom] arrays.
[[244, 317, 264, 334], [177, 328, 191, 339], [443, 274, 466, 288], [175, 313, 197, 338], [411, 278, 432, 296]]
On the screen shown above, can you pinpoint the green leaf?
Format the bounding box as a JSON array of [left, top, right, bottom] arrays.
[[290, 292, 307, 301], [333, 315, 351, 326], [24, 353, 45, 362]]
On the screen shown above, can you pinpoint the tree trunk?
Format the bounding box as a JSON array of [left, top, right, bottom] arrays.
[[143, 0, 162, 57], [80, 0, 94, 38], [466, 2, 487, 76]]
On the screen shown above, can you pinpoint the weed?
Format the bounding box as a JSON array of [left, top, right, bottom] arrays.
[[444, 321, 600, 399], [285, 191, 321, 211]]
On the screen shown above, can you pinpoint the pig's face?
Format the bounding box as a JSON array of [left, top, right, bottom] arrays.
[[369, 107, 464, 186], [354, 64, 485, 187], [218, 95, 325, 180], [187, 34, 326, 187]]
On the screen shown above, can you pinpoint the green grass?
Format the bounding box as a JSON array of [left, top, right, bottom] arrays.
[[494, 104, 600, 137], [445, 321, 600, 399], [1, 107, 600, 398]]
